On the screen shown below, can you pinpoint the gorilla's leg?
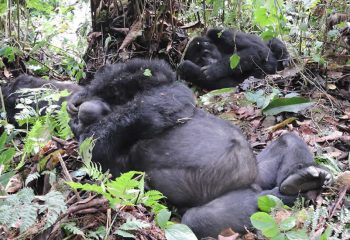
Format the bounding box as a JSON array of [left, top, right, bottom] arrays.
[[255, 133, 332, 194], [182, 187, 296, 238]]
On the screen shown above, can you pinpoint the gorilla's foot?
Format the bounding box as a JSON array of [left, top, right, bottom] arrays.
[[280, 166, 332, 195]]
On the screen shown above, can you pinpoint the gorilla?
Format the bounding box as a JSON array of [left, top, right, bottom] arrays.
[[2, 75, 82, 125], [178, 28, 290, 90], [67, 59, 330, 238]]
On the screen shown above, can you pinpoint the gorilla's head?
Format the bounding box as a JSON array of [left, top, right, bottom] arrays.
[[184, 37, 222, 67]]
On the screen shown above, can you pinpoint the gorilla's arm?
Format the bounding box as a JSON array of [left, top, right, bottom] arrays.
[[178, 60, 243, 90], [266, 38, 291, 70]]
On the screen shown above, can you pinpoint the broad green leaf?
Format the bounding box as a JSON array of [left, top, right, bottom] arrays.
[[0, 148, 16, 166], [250, 212, 280, 238], [279, 217, 296, 231], [0, 132, 7, 149], [263, 97, 314, 115], [245, 90, 265, 105], [207, 88, 235, 96], [0, 171, 15, 188], [144, 69, 152, 77], [230, 54, 240, 69], [257, 195, 283, 213], [260, 30, 276, 41], [165, 224, 197, 240], [156, 209, 171, 229], [0, 1, 7, 15], [26, 0, 53, 13], [272, 233, 287, 240], [115, 229, 136, 238], [285, 229, 308, 240], [119, 219, 150, 231]]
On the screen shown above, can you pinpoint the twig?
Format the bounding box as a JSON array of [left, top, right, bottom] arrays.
[[57, 153, 81, 201], [329, 186, 348, 217]]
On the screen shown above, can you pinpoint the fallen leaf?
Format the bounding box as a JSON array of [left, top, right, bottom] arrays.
[[315, 131, 343, 142]]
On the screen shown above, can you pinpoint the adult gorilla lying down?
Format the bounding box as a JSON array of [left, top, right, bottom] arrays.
[[66, 59, 331, 238], [2, 75, 82, 125], [178, 28, 290, 90]]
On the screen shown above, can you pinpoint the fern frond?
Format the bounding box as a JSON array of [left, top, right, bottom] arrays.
[[62, 222, 85, 237], [20, 204, 38, 232], [55, 102, 73, 139], [25, 172, 40, 186], [82, 161, 109, 182], [23, 119, 51, 154]]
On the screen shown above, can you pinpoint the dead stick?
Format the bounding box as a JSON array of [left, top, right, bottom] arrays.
[[58, 153, 81, 201]]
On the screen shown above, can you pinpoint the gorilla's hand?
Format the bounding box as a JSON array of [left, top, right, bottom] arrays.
[[178, 60, 203, 82], [67, 90, 88, 116], [201, 63, 230, 81], [280, 165, 332, 195]]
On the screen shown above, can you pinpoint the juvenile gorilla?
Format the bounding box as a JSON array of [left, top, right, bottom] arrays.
[[68, 59, 330, 238], [2, 75, 82, 124], [178, 28, 290, 90]]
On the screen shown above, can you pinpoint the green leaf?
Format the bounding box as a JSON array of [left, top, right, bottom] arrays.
[[279, 217, 296, 231], [164, 224, 198, 240], [144, 69, 152, 77], [119, 219, 150, 231], [263, 97, 314, 115], [0, 171, 15, 188], [257, 195, 283, 213], [230, 54, 240, 69], [260, 30, 276, 41], [320, 226, 332, 240], [156, 209, 171, 229], [79, 137, 95, 164], [115, 229, 136, 238], [0, 148, 16, 166], [272, 233, 287, 240], [26, 0, 53, 13], [285, 229, 308, 240], [0, 1, 7, 15], [0, 132, 8, 149], [250, 212, 280, 238]]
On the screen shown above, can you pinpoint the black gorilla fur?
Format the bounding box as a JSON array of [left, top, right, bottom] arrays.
[[67, 59, 330, 238], [178, 28, 290, 90], [2, 75, 82, 125]]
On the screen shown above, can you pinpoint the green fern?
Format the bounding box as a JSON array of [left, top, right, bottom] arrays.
[[62, 222, 85, 238], [38, 191, 67, 228], [143, 190, 166, 214], [0, 188, 67, 232], [87, 226, 106, 239], [54, 102, 73, 139], [25, 172, 40, 186], [23, 119, 51, 155]]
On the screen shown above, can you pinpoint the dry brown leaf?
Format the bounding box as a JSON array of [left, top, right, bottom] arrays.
[[274, 209, 291, 224], [336, 171, 350, 187], [315, 131, 343, 142], [219, 228, 240, 240], [5, 174, 23, 194], [118, 17, 143, 51]]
